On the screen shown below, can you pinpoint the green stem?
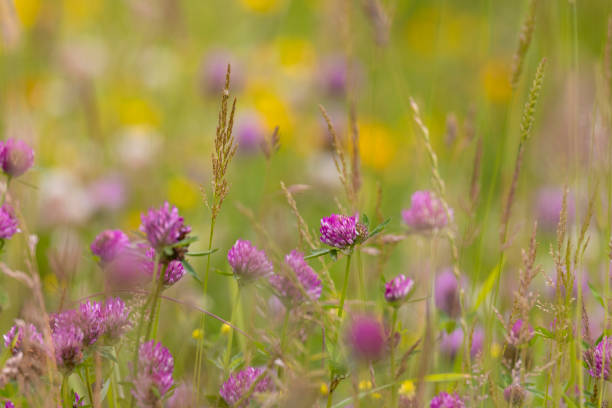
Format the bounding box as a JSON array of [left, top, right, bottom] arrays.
[[223, 285, 241, 377], [390, 307, 398, 408], [280, 308, 290, 352], [84, 365, 94, 406], [195, 218, 217, 397], [338, 253, 353, 318], [0, 176, 10, 206], [61, 374, 70, 408], [145, 263, 166, 341]]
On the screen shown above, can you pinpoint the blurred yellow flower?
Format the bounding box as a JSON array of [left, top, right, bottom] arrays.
[[14, 0, 40, 29], [399, 380, 415, 398], [239, 0, 282, 13], [62, 0, 103, 26], [491, 342, 502, 358], [481, 59, 512, 103], [319, 382, 328, 395], [221, 323, 232, 335], [358, 380, 372, 391], [167, 176, 200, 211], [359, 122, 395, 170], [247, 84, 293, 137], [119, 98, 161, 126], [276, 37, 316, 78], [124, 209, 143, 230], [192, 329, 204, 340], [43, 273, 59, 294]]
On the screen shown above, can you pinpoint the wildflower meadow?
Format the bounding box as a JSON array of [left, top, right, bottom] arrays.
[[1, 0, 612, 407]]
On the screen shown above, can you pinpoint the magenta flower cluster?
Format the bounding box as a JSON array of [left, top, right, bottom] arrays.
[[140, 201, 191, 250], [384, 274, 414, 304], [319, 213, 367, 249], [51, 297, 130, 370], [269, 250, 322, 305], [3, 323, 43, 355], [90, 229, 131, 264], [132, 340, 174, 407], [219, 366, 272, 407], [509, 319, 534, 345], [430, 391, 465, 408], [586, 337, 612, 380], [434, 269, 461, 318], [345, 315, 386, 362], [0, 204, 19, 240], [0, 139, 34, 178], [227, 239, 274, 282], [402, 190, 451, 231]]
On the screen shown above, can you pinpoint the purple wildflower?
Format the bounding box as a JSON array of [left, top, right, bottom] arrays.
[[105, 243, 154, 288], [586, 337, 612, 380], [430, 391, 465, 408], [163, 260, 185, 286], [504, 384, 526, 406], [0, 138, 34, 178], [219, 367, 272, 408], [439, 328, 463, 359], [3, 323, 43, 355], [471, 327, 484, 357], [434, 269, 461, 318], [509, 319, 534, 344], [384, 274, 414, 304], [132, 341, 174, 407], [402, 190, 451, 231], [319, 56, 349, 97], [227, 239, 274, 283], [52, 324, 84, 371], [4, 402, 14, 408], [88, 176, 126, 212], [536, 187, 575, 231], [236, 111, 266, 153], [0, 204, 19, 239], [90, 229, 130, 264], [319, 214, 367, 249], [78, 300, 105, 346], [269, 250, 322, 305], [102, 297, 131, 341], [139, 202, 191, 250], [345, 315, 386, 362], [167, 383, 197, 408]]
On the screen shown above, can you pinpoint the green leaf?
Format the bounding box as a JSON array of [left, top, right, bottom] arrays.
[[588, 282, 605, 309], [187, 248, 219, 257], [368, 218, 391, 238], [181, 260, 202, 285], [471, 263, 501, 313], [304, 248, 332, 260], [534, 326, 554, 340], [361, 214, 370, 227], [171, 236, 198, 248]]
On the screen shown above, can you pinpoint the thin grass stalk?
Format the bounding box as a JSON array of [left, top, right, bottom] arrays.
[[223, 285, 241, 377], [337, 253, 352, 318]]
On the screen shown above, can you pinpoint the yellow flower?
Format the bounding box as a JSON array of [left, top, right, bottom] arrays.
[[491, 342, 502, 358], [399, 380, 415, 398], [359, 122, 396, 170], [246, 84, 293, 137], [319, 382, 329, 396], [276, 37, 316, 78], [167, 177, 199, 211], [358, 380, 372, 391], [62, 0, 103, 26], [481, 59, 512, 103], [239, 0, 283, 13], [123, 209, 143, 231], [192, 329, 204, 340], [221, 324, 232, 335], [14, 0, 41, 29], [118, 98, 161, 126], [371, 392, 382, 399]]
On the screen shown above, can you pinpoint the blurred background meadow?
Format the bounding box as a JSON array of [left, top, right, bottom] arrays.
[[1, 0, 612, 406]]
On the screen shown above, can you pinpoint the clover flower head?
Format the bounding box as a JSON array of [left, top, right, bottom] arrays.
[[586, 337, 612, 380], [90, 229, 130, 264], [269, 250, 322, 305], [132, 340, 174, 407], [227, 239, 273, 282], [3, 323, 43, 355], [384, 274, 414, 304], [430, 391, 465, 408], [0, 204, 19, 239], [320, 214, 367, 249], [402, 191, 451, 231], [345, 315, 386, 362], [219, 367, 272, 408], [139, 202, 191, 250], [0, 138, 34, 178]]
